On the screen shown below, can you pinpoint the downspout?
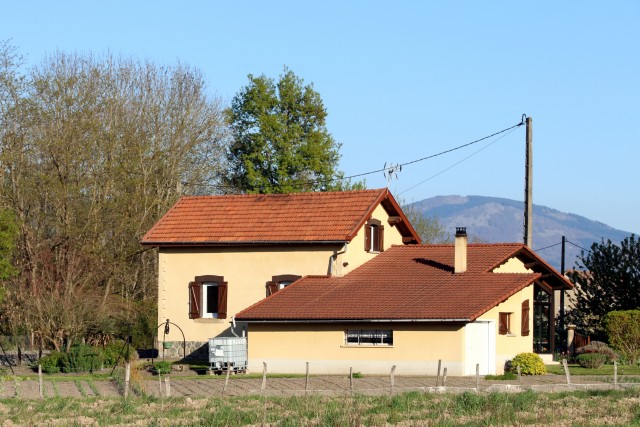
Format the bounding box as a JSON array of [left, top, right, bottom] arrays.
[[329, 242, 348, 276]]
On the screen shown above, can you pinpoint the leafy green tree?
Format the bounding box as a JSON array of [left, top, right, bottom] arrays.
[[225, 68, 357, 193], [604, 310, 640, 364], [400, 202, 450, 244], [566, 235, 640, 339]]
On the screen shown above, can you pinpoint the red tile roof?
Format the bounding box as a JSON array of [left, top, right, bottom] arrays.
[[236, 243, 572, 322], [141, 188, 420, 245]]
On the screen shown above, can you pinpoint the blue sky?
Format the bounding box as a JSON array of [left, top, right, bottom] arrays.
[[3, 1, 639, 234]]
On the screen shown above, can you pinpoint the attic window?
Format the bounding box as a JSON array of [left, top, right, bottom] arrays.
[[365, 218, 384, 253], [266, 274, 302, 297]]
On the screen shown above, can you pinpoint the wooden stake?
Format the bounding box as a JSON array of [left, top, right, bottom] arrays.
[[124, 362, 131, 398], [390, 365, 396, 395], [222, 367, 231, 396], [436, 359, 442, 387], [442, 367, 447, 387], [38, 364, 43, 399], [476, 363, 480, 391], [614, 361, 618, 390], [349, 367, 353, 394], [562, 359, 571, 385], [518, 366, 522, 386], [304, 362, 309, 396], [165, 377, 171, 398], [260, 362, 267, 396]]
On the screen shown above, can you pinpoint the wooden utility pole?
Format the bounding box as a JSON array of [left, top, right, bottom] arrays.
[[524, 116, 533, 247]]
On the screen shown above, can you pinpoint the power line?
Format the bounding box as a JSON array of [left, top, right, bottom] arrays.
[[396, 126, 519, 196], [534, 242, 563, 252], [566, 240, 592, 253]]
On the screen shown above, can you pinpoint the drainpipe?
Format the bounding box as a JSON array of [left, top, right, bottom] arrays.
[[329, 243, 349, 276]]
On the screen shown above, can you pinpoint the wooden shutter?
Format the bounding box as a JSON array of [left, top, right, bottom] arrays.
[[521, 300, 530, 336], [364, 224, 372, 251], [188, 281, 202, 319], [378, 225, 385, 252], [499, 312, 508, 335], [217, 282, 228, 319], [266, 281, 277, 296]]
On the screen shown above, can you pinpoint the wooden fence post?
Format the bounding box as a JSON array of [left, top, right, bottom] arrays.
[[38, 364, 43, 399], [260, 362, 267, 396], [124, 361, 131, 398], [304, 362, 309, 396], [436, 360, 442, 387], [517, 366, 521, 386], [390, 365, 396, 395], [562, 359, 571, 385], [442, 367, 447, 387], [349, 367, 353, 394], [165, 377, 171, 397], [476, 363, 480, 391], [614, 361, 618, 390]]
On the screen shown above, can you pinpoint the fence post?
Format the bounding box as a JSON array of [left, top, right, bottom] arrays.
[[442, 367, 447, 387], [562, 359, 571, 385], [476, 363, 480, 391], [390, 365, 396, 395], [124, 361, 131, 398], [222, 366, 231, 396], [436, 359, 442, 387], [165, 377, 171, 398], [517, 366, 521, 386], [38, 364, 43, 399], [304, 362, 309, 396], [349, 367, 353, 394], [567, 325, 576, 357], [260, 362, 267, 396], [614, 361, 618, 390]]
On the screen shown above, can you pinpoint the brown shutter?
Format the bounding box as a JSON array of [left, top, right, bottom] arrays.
[[217, 282, 228, 319], [499, 312, 508, 335], [521, 300, 530, 336], [364, 224, 371, 251], [188, 281, 202, 319], [379, 225, 385, 252], [266, 281, 278, 296]]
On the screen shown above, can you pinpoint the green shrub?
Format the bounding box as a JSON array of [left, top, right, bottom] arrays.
[[604, 310, 640, 365], [575, 341, 618, 363], [61, 344, 104, 373], [103, 340, 138, 367], [509, 352, 547, 375], [39, 351, 64, 374], [577, 353, 608, 369], [154, 361, 172, 375]]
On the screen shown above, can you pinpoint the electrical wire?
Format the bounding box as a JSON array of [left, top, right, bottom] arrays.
[[566, 240, 592, 253], [534, 242, 563, 252]]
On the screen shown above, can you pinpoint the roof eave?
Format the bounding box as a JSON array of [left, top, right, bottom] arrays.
[[140, 240, 348, 247], [237, 318, 471, 323]]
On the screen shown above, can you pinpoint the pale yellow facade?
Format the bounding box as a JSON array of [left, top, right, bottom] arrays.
[[157, 203, 407, 348], [244, 255, 536, 376]]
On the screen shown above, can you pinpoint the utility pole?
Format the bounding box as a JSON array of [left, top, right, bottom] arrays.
[[524, 116, 533, 247], [560, 236, 566, 331]]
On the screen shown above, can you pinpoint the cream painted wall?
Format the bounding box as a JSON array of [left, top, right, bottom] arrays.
[[246, 322, 466, 375], [157, 203, 409, 345]]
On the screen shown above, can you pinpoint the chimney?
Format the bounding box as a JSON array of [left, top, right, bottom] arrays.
[[454, 227, 467, 274]]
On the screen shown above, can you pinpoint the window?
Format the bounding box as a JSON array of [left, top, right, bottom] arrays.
[[345, 330, 393, 346], [266, 274, 301, 297], [189, 275, 227, 319], [499, 312, 512, 335], [364, 218, 384, 253], [521, 299, 530, 336]]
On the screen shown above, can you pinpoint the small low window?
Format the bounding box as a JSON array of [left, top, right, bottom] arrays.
[[345, 330, 393, 346], [365, 218, 384, 253], [266, 274, 302, 297], [189, 275, 227, 319], [499, 312, 512, 335]]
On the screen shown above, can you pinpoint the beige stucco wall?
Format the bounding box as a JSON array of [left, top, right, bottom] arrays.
[[158, 203, 409, 347], [245, 322, 465, 375]]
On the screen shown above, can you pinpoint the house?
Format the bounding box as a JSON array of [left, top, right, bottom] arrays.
[[236, 228, 573, 375], [141, 188, 420, 357]]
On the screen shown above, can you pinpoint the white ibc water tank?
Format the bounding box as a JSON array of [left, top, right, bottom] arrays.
[[208, 337, 248, 373]]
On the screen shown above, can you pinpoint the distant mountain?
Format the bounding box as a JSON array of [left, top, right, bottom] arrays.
[[409, 195, 633, 270]]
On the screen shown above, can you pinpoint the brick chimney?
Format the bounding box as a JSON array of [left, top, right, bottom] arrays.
[[454, 227, 467, 274]]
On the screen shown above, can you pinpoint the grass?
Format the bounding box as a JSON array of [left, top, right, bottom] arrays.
[[546, 363, 640, 375], [0, 388, 639, 426]]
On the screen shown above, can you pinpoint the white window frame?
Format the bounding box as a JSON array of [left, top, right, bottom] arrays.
[[202, 282, 220, 318]]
